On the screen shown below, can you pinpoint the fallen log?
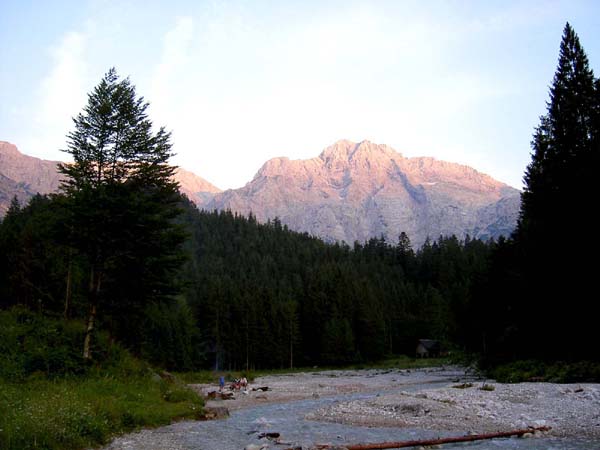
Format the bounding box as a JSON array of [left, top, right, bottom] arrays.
[[252, 386, 270, 391], [258, 432, 281, 440], [310, 426, 551, 450]]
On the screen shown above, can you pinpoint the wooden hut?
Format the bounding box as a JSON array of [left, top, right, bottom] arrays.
[[416, 339, 441, 358]]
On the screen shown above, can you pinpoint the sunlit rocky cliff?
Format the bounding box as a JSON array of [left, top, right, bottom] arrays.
[[202, 140, 520, 246]]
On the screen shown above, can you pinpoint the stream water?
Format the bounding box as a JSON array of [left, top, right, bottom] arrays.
[[135, 378, 595, 450]]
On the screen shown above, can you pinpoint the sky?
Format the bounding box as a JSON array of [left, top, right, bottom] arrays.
[[1, 1, 599, 190]]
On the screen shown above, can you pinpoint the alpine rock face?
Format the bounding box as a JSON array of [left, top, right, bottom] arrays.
[[0, 141, 62, 215], [203, 140, 520, 246], [1, 139, 519, 245], [0, 141, 221, 215]]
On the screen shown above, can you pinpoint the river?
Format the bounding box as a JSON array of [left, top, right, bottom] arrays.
[[103, 369, 597, 449]]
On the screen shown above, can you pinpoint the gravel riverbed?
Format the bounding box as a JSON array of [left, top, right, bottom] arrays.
[[101, 367, 600, 449], [305, 379, 600, 440]]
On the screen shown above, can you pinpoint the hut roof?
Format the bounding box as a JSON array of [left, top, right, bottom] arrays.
[[417, 339, 440, 351]]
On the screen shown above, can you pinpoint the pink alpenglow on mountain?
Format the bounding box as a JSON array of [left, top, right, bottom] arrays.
[[0, 141, 63, 215], [204, 140, 520, 246], [0, 141, 221, 215], [173, 167, 222, 205], [1, 139, 519, 245]]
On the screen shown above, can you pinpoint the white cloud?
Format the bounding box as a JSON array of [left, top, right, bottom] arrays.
[[21, 31, 89, 160], [40, 31, 87, 153], [149, 17, 195, 129]]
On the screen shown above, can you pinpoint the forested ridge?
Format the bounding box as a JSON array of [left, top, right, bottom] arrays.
[[180, 204, 492, 370], [0, 192, 493, 371]]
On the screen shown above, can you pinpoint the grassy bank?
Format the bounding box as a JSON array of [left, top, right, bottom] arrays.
[[0, 308, 203, 450], [0, 375, 202, 450], [486, 359, 600, 383]]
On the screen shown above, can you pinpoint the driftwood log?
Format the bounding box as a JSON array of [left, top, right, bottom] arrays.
[[252, 386, 270, 391], [258, 432, 281, 439], [304, 426, 551, 450]]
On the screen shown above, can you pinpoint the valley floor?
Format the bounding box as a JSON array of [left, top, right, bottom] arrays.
[[103, 367, 600, 449]]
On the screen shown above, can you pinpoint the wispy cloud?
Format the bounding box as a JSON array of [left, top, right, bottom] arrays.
[[149, 17, 195, 130], [25, 30, 88, 159]]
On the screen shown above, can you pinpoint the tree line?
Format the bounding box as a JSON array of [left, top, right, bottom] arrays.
[[0, 189, 494, 370], [0, 23, 598, 375], [179, 207, 493, 369]]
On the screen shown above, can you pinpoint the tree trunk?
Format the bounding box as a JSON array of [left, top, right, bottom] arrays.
[[63, 252, 73, 320], [83, 303, 97, 359], [83, 266, 102, 359], [289, 320, 294, 369]]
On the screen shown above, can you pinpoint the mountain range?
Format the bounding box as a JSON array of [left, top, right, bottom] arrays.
[[204, 140, 520, 246], [0, 139, 520, 246], [0, 141, 220, 215]]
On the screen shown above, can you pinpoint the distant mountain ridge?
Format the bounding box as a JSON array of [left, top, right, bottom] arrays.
[[0, 141, 221, 215], [0, 141, 62, 215], [1, 139, 520, 245], [203, 140, 520, 246]]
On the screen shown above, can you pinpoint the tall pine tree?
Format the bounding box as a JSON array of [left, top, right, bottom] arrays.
[[516, 23, 599, 361], [59, 68, 185, 359]]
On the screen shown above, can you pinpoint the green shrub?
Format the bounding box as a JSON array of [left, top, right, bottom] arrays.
[[0, 376, 203, 450], [0, 308, 204, 450], [488, 360, 600, 383]]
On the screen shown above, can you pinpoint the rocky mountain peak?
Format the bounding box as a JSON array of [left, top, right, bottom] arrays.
[[0, 141, 62, 194], [1, 139, 520, 246], [254, 156, 292, 179], [0, 141, 21, 157], [205, 139, 520, 246], [0, 142, 221, 215], [319, 139, 400, 165]]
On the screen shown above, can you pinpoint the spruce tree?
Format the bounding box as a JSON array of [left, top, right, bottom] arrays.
[[59, 68, 184, 359], [519, 23, 596, 240], [516, 23, 599, 361]]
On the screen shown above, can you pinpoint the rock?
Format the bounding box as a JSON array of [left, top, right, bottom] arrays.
[[203, 139, 520, 247], [202, 406, 229, 420], [150, 372, 162, 383], [0, 141, 62, 216], [221, 392, 235, 400], [244, 445, 266, 450], [159, 371, 175, 383], [0, 141, 221, 217], [173, 167, 221, 205]]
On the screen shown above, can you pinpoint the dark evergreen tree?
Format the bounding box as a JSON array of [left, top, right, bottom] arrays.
[[514, 23, 599, 361], [58, 68, 185, 359], [520, 23, 597, 241]]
